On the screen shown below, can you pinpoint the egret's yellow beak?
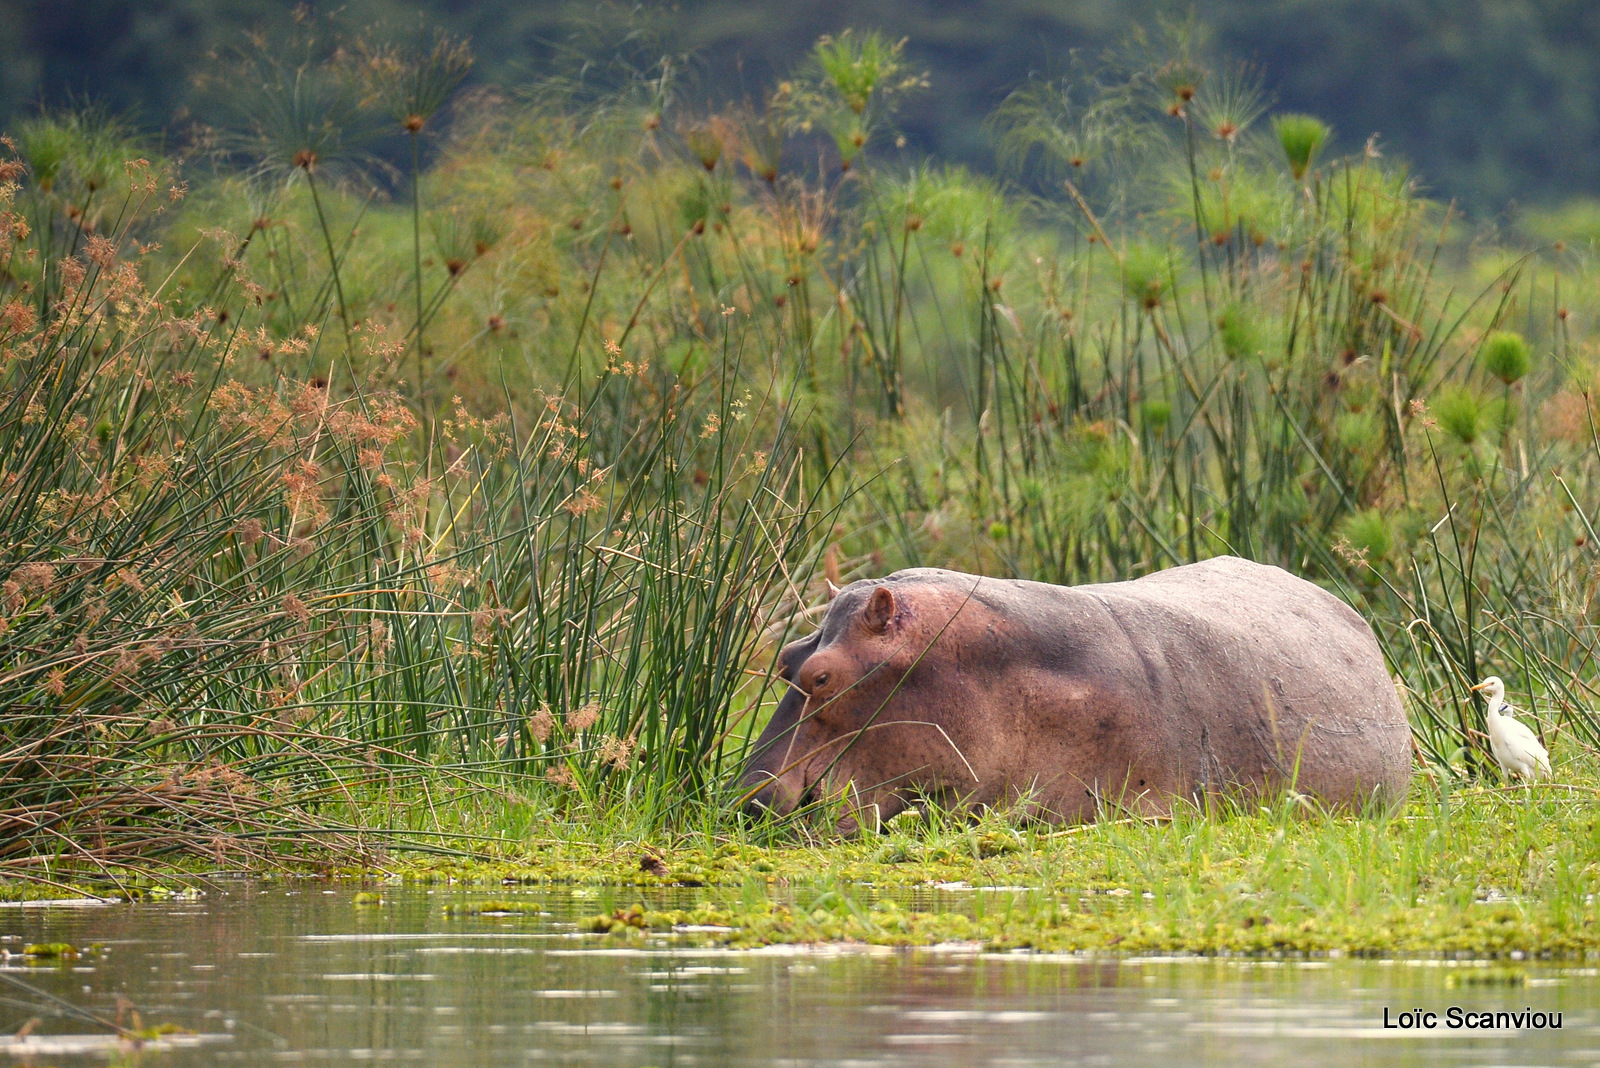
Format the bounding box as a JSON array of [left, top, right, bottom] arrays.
[[1469, 681, 1490, 692]]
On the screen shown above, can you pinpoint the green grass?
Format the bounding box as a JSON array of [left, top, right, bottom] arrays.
[[9, 762, 1598, 955], [334, 760, 1600, 956]]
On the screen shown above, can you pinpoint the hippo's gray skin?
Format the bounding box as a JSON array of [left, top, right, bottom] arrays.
[[739, 557, 1412, 831]]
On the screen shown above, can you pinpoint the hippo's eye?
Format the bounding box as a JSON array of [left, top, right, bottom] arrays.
[[813, 672, 830, 688]]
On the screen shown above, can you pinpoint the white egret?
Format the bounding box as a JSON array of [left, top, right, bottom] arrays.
[[1470, 676, 1551, 783]]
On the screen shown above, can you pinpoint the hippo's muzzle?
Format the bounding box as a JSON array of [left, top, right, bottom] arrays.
[[736, 764, 811, 820]]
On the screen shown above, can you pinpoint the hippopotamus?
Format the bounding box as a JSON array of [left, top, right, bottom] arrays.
[[739, 557, 1412, 830]]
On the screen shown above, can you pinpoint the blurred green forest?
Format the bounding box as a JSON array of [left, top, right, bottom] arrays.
[[2, 0, 1598, 213]]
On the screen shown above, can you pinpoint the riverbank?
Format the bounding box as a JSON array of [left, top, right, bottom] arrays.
[[406, 773, 1600, 956], [12, 765, 1598, 958]]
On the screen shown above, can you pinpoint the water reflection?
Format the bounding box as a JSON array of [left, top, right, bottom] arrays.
[[0, 885, 1591, 1065]]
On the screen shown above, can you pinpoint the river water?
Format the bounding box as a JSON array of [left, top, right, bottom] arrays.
[[0, 883, 1594, 1065]]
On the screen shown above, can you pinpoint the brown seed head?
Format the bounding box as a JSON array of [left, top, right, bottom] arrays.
[[0, 298, 33, 336], [598, 734, 635, 769], [565, 701, 601, 733], [281, 593, 311, 627], [14, 562, 54, 593]]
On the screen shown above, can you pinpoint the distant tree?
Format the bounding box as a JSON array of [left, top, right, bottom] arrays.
[[1, 0, 1598, 210]]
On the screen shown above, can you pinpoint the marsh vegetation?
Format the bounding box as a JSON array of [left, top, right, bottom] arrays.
[[2, 18, 1599, 943]]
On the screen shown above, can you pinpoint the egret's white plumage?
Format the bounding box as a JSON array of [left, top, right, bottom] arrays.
[[1471, 676, 1551, 782]]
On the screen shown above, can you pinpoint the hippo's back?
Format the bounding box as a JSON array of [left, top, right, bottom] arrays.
[[1091, 556, 1381, 663], [890, 557, 1412, 806], [1088, 556, 1411, 804]]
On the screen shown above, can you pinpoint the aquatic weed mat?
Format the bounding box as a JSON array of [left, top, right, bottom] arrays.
[[372, 779, 1600, 958], [12, 769, 1600, 957], [3, 885, 1590, 1067]]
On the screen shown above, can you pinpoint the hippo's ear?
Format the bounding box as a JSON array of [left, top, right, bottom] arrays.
[[863, 586, 896, 633], [826, 579, 841, 601]]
